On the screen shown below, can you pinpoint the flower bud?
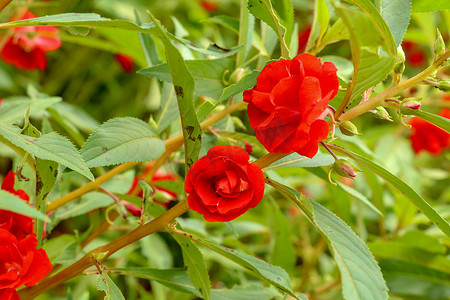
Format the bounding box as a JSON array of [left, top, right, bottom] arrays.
[[437, 80, 450, 92], [370, 106, 393, 121], [339, 121, 360, 136], [333, 159, 359, 178], [434, 29, 445, 57], [228, 68, 245, 84], [394, 45, 406, 74], [124, 202, 142, 217], [401, 97, 422, 111]]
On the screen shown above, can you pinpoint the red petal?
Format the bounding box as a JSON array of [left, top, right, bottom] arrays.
[[1, 171, 16, 193], [207, 145, 249, 165], [296, 119, 329, 158], [245, 164, 265, 208], [271, 75, 301, 109], [250, 90, 274, 113], [256, 60, 292, 93]]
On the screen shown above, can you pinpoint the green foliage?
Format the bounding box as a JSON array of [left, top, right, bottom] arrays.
[[97, 273, 126, 300], [0, 190, 48, 221]]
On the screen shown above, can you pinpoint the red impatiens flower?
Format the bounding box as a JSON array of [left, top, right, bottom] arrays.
[[0, 230, 52, 299], [185, 145, 265, 222], [115, 54, 134, 73], [0, 11, 61, 70], [244, 53, 339, 158], [408, 109, 450, 155], [0, 172, 33, 241]]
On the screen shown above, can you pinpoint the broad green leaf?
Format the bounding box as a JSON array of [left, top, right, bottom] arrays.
[[271, 0, 294, 46], [139, 59, 235, 99], [80, 117, 165, 168], [0, 97, 61, 125], [0, 124, 94, 181], [97, 273, 125, 300], [343, 0, 397, 56], [264, 153, 334, 170], [148, 12, 202, 171], [266, 179, 388, 300], [329, 145, 450, 237], [35, 159, 58, 246], [380, 0, 411, 46], [402, 108, 450, 133], [172, 234, 211, 300], [248, 0, 290, 58], [0, 190, 48, 222], [187, 234, 299, 299], [411, 0, 450, 12]]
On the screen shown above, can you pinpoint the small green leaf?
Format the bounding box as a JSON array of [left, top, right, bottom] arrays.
[[402, 109, 450, 133], [80, 117, 165, 168], [0, 124, 93, 181], [266, 179, 388, 300], [172, 234, 211, 300], [97, 273, 125, 300], [0, 190, 48, 222], [329, 145, 450, 237]]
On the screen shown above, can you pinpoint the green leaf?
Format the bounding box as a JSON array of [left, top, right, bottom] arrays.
[[52, 102, 100, 133], [97, 273, 125, 300], [0, 124, 94, 181], [317, 0, 330, 43], [186, 234, 299, 299], [263, 153, 334, 170], [0, 97, 61, 125], [329, 145, 450, 237], [135, 12, 161, 66], [155, 82, 178, 134], [147, 12, 202, 172], [55, 192, 114, 220], [248, 0, 290, 58], [266, 179, 388, 300], [42, 234, 77, 265], [172, 234, 211, 300], [336, 182, 383, 216], [218, 70, 259, 103], [205, 16, 239, 33], [271, 0, 294, 46], [380, 0, 411, 46], [411, 0, 450, 12], [139, 59, 235, 99], [402, 109, 450, 133], [80, 117, 165, 168], [0, 190, 48, 222]]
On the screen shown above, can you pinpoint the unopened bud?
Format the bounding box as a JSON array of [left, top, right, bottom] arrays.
[[229, 68, 245, 84], [333, 159, 360, 178], [394, 46, 406, 74], [401, 97, 421, 111], [437, 80, 450, 92], [370, 106, 393, 121], [339, 121, 360, 136], [124, 202, 142, 218], [434, 29, 445, 57]]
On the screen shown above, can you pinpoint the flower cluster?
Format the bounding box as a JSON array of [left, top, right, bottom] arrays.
[[1, 11, 61, 70], [0, 172, 52, 299], [243, 53, 339, 158]]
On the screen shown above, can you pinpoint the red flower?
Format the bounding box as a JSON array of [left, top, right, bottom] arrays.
[[115, 54, 134, 73], [185, 145, 265, 222], [200, 1, 218, 12], [0, 172, 33, 241], [243, 53, 339, 158], [0, 11, 61, 70], [408, 109, 450, 155], [0, 230, 52, 298]]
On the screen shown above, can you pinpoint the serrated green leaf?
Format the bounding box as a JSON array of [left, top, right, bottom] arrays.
[[0, 124, 94, 181], [187, 234, 298, 299], [411, 0, 450, 12], [0, 190, 48, 222], [380, 0, 411, 46], [139, 59, 234, 99], [271, 0, 294, 47], [329, 145, 450, 237], [172, 234, 211, 300], [402, 109, 450, 133], [97, 273, 125, 300], [80, 117, 165, 168], [248, 0, 290, 58], [0, 97, 61, 125], [147, 12, 202, 172], [267, 179, 388, 300]]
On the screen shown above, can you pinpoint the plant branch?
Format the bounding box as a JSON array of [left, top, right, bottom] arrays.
[[338, 48, 450, 122]]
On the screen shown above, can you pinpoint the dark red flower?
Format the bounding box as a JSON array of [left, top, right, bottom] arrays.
[[185, 145, 265, 222], [200, 1, 218, 12], [243, 53, 339, 158], [0, 230, 52, 296], [115, 54, 134, 73], [0, 11, 61, 70], [0, 172, 33, 241], [409, 109, 450, 155]]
